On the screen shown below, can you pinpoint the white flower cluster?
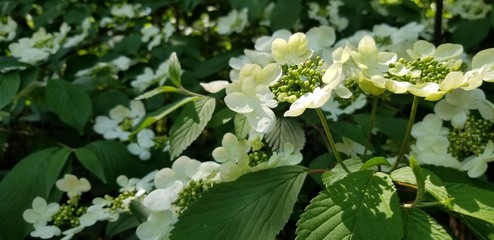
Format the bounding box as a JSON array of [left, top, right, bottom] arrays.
[[23, 173, 155, 239], [0, 16, 17, 42], [93, 100, 162, 160], [216, 8, 249, 35], [307, 0, 349, 31], [140, 22, 175, 50], [131, 57, 171, 92]]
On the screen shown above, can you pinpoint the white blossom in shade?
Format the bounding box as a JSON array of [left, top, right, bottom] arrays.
[[468, 48, 494, 85], [321, 94, 367, 121], [266, 143, 303, 167], [450, 0, 492, 20], [63, 18, 92, 48], [271, 32, 313, 65], [131, 60, 169, 92], [111, 3, 144, 18], [93, 101, 146, 142], [372, 22, 424, 58], [92, 116, 123, 140], [305, 26, 336, 59], [217, 8, 249, 35], [200, 80, 229, 93], [336, 137, 367, 157], [351, 35, 397, 78], [30, 225, 61, 239], [117, 171, 156, 196], [60, 225, 85, 240], [55, 174, 91, 198], [127, 128, 155, 161], [411, 114, 449, 150], [307, 1, 348, 31], [434, 88, 494, 128], [141, 25, 160, 42], [212, 133, 251, 164], [254, 30, 292, 52], [0, 16, 17, 42], [23, 197, 60, 227], [461, 141, 494, 178], [136, 210, 177, 240], [225, 63, 281, 133], [140, 22, 175, 50]]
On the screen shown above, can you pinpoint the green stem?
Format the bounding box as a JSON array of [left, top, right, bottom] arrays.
[[316, 108, 350, 173], [364, 96, 379, 155], [391, 96, 420, 171]]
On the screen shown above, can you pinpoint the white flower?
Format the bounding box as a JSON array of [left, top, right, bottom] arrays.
[[117, 170, 156, 196], [254, 30, 292, 52], [200, 80, 229, 93], [305, 26, 336, 58], [0, 16, 17, 42], [336, 137, 367, 157], [127, 129, 155, 160], [267, 143, 303, 167], [217, 8, 249, 35], [136, 210, 177, 240], [411, 114, 449, 150], [461, 141, 494, 178], [450, 0, 492, 20], [23, 197, 60, 227], [93, 116, 126, 140], [271, 32, 313, 65], [30, 225, 61, 239], [56, 174, 91, 198], [212, 133, 250, 164], [321, 94, 367, 121]]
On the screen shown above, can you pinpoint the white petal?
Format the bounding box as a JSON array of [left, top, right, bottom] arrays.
[[200, 81, 229, 93]]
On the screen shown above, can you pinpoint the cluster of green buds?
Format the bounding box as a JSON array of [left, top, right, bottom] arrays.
[[387, 56, 462, 84], [52, 196, 87, 228], [248, 150, 270, 167], [270, 56, 325, 103], [448, 115, 494, 160], [337, 79, 363, 107], [173, 179, 215, 214], [109, 190, 137, 212]]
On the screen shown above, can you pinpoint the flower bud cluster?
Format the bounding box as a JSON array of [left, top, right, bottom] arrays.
[[387, 56, 460, 85], [52, 196, 87, 228], [173, 179, 214, 214], [249, 150, 270, 167], [448, 115, 494, 160], [270, 57, 324, 103]]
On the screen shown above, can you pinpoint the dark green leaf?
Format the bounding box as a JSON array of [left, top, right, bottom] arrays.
[[308, 153, 335, 186], [446, 183, 494, 225], [169, 97, 216, 159], [208, 107, 235, 128], [270, 0, 301, 30], [230, 0, 269, 20], [0, 71, 20, 110], [0, 147, 70, 239], [45, 79, 92, 132], [401, 208, 452, 240], [171, 165, 308, 240], [113, 34, 142, 55], [265, 117, 305, 152], [452, 19, 490, 50], [0, 57, 30, 70], [75, 148, 107, 183], [297, 171, 403, 240], [359, 156, 390, 171]]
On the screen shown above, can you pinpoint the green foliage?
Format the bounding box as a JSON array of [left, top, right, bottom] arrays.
[[401, 208, 452, 240], [265, 117, 305, 152], [446, 183, 494, 225], [270, 0, 301, 30], [0, 71, 20, 110], [297, 171, 403, 240], [75, 148, 107, 183], [171, 165, 308, 240], [452, 19, 491, 51]]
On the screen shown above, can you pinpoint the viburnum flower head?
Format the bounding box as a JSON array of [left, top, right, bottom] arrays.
[[55, 174, 91, 198], [225, 63, 281, 133]]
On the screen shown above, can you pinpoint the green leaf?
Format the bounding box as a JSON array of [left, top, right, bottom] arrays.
[[322, 157, 363, 186], [461, 215, 494, 240], [391, 167, 451, 206], [297, 171, 403, 240], [446, 183, 494, 225], [168, 52, 182, 87], [234, 113, 250, 139], [270, 0, 301, 30], [208, 107, 235, 128], [169, 97, 215, 159], [0, 71, 20, 110], [135, 85, 181, 100], [265, 117, 305, 152], [171, 165, 308, 240], [401, 208, 452, 240], [75, 148, 107, 183], [353, 114, 408, 144], [359, 156, 390, 171], [410, 157, 426, 204], [309, 153, 335, 186], [0, 57, 30, 70], [105, 213, 141, 237], [230, 0, 269, 20], [113, 34, 142, 55], [0, 147, 70, 240], [452, 19, 490, 50], [130, 97, 197, 141], [189, 50, 240, 78], [45, 79, 92, 132]]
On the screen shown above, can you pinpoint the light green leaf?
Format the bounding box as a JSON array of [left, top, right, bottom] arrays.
[[130, 97, 197, 141], [169, 97, 216, 159], [322, 157, 363, 186], [359, 156, 390, 171], [135, 86, 181, 100], [45, 79, 92, 132], [171, 165, 308, 240], [0, 147, 70, 240], [265, 117, 305, 152], [401, 208, 452, 240], [234, 113, 250, 139], [410, 157, 426, 205], [168, 52, 182, 87], [75, 148, 107, 183], [0, 71, 20, 110], [297, 171, 403, 240], [447, 183, 494, 225], [390, 167, 451, 206]]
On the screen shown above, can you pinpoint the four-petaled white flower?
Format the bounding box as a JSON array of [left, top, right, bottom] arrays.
[[461, 141, 494, 178], [56, 174, 91, 198], [23, 197, 60, 227], [136, 210, 177, 240], [217, 8, 249, 35]]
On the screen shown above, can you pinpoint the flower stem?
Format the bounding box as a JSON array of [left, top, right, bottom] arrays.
[[316, 108, 350, 173], [391, 96, 420, 171], [364, 96, 379, 155]]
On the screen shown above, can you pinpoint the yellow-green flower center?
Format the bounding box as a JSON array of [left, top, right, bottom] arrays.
[[248, 150, 270, 167], [387, 56, 460, 84], [52, 196, 87, 228], [173, 179, 214, 214]]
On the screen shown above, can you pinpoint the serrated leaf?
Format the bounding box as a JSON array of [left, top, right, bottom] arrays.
[[297, 171, 402, 240], [234, 113, 250, 139], [265, 117, 305, 152], [130, 97, 197, 141], [45, 79, 92, 132], [171, 165, 307, 240], [390, 167, 451, 206], [135, 86, 180, 100], [168, 52, 181, 87], [0, 147, 70, 239], [0, 71, 20, 109], [169, 97, 216, 159], [410, 157, 426, 204], [446, 183, 494, 225], [75, 148, 107, 183], [322, 157, 363, 186], [359, 156, 390, 171], [401, 208, 452, 240]]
